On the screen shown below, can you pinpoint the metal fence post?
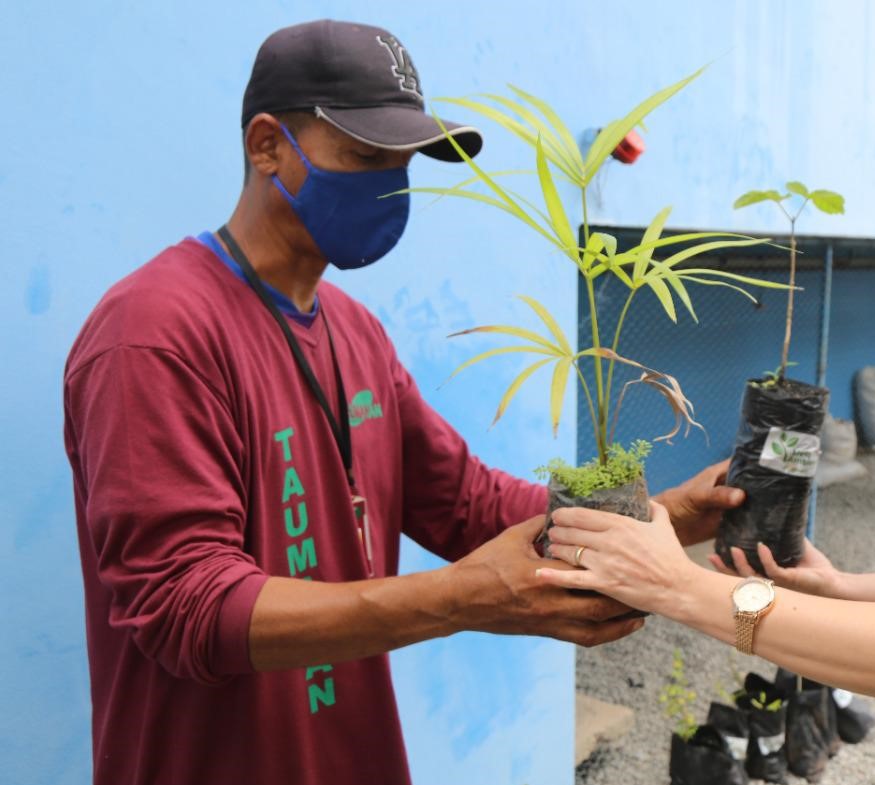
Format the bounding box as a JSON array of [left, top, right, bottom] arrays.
[[807, 243, 835, 542]]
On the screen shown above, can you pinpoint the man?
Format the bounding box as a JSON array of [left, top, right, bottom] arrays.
[[64, 19, 742, 785]]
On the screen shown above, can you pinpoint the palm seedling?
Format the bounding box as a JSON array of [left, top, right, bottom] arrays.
[[397, 66, 790, 505]]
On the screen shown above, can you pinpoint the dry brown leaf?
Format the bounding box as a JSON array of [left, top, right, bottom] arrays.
[[585, 348, 705, 445]]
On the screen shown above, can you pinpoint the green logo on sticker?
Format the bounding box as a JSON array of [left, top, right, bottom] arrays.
[[771, 430, 799, 460], [771, 430, 815, 472], [349, 389, 383, 428]]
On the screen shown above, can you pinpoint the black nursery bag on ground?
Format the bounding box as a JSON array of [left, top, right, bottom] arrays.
[[833, 689, 875, 743], [669, 726, 747, 785], [775, 669, 842, 757], [736, 673, 788, 784], [707, 702, 750, 775], [785, 686, 833, 782]]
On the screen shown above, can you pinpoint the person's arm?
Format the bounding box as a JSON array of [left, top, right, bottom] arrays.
[[249, 516, 644, 670], [237, 318, 639, 670], [67, 344, 275, 683], [537, 503, 875, 696], [833, 571, 875, 601], [69, 344, 644, 680], [708, 539, 875, 601]]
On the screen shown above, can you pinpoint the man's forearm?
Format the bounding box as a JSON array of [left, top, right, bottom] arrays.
[[249, 569, 460, 671], [249, 515, 645, 671]]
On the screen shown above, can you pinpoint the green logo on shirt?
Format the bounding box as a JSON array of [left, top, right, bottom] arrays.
[[349, 389, 383, 427]]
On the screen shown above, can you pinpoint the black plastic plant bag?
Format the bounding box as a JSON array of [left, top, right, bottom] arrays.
[[785, 687, 833, 781], [540, 476, 651, 612], [833, 690, 875, 743], [716, 379, 829, 573], [736, 673, 788, 784], [779, 667, 875, 744], [669, 726, 747, 785], [775, 668, 844, 757], [537, 474, 650, 554], [707, 702, 750, 774]]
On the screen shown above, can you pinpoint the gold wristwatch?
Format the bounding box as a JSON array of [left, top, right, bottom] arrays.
[[731, 576, 776, 654]]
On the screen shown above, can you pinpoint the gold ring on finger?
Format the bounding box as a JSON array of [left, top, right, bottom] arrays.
[[574, 545, 586, 567]]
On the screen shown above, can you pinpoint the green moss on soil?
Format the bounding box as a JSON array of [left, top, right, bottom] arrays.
[[535, 440, 651, 498]]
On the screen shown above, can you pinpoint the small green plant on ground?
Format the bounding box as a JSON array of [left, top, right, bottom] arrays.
[[734, 182, 845, 383], [401, 67, 790, 485], [535, 440, 651, 497], [660, 648, 698, 741], [750, 691, 784, 712]]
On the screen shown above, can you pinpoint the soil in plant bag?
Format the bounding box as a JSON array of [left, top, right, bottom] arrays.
[[669, 726, 748, 785], [716, 378, 829, 573]]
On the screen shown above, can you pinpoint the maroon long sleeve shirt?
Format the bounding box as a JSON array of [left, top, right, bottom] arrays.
[[64, 238, 546, 785]]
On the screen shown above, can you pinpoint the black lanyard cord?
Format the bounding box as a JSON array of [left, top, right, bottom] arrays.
[[217, 225, 355, 489]]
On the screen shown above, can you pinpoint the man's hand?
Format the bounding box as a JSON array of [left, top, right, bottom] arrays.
[[445, 516, 646, 648], [654, 459, 745, 547]]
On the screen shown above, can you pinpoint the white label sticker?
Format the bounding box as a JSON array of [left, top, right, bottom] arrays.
[[757, 732, 785, 756], [725, 735, 748, 761], [833, 689, 854, 709], [758, 427, 821, 478]]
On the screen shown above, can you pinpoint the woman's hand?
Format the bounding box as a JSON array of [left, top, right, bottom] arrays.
[[707, 539, 846, 598], [536, 501, 702, 616]]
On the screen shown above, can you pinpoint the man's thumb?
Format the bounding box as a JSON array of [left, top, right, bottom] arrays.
[[516, 514, 548, 537]]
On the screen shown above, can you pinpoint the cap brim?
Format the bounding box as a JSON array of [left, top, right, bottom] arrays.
[[317, 105, 483, 162]]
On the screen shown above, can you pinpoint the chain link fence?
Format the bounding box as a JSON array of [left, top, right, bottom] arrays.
[[576, 227, 875, 494]]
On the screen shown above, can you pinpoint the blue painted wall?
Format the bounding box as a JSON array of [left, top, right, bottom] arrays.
[[2, 2, 873, 784]]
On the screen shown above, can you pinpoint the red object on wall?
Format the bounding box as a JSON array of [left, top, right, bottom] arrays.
[[611, 129, 646, 164]]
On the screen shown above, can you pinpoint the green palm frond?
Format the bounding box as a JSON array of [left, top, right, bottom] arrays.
[[492, 358, 554, 427], [506, 84, 586, 174], [517, 295, 574, 355], [583, 65, 707, 186], [633, 206, 673, 282], [436, 96, 579, 181], [424, 74, 802, 460], [535, 137, 577, 257]]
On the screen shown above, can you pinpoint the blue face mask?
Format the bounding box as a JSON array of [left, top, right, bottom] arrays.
[[272, 124, 411, 270]]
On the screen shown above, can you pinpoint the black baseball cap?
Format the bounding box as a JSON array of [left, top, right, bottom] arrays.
[[241, 20, 483, 162]]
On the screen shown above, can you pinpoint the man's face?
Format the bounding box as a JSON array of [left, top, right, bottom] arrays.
[[285, 119, 415, 187], [244, 114, 416, 263]]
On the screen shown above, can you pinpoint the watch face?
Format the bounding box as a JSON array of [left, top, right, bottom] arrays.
[[734, 579, 774, 612]]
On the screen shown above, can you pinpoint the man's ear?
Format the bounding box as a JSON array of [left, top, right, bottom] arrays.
[[244, 114, 284, 177]]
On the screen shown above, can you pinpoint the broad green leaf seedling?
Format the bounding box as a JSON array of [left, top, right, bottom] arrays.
[[734, 182, 845, 384]]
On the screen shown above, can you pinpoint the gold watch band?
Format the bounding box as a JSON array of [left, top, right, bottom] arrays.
[[735, 610, 759, 654]]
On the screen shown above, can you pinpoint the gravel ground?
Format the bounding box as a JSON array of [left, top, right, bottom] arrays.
[[575, 452, 875, 785]]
